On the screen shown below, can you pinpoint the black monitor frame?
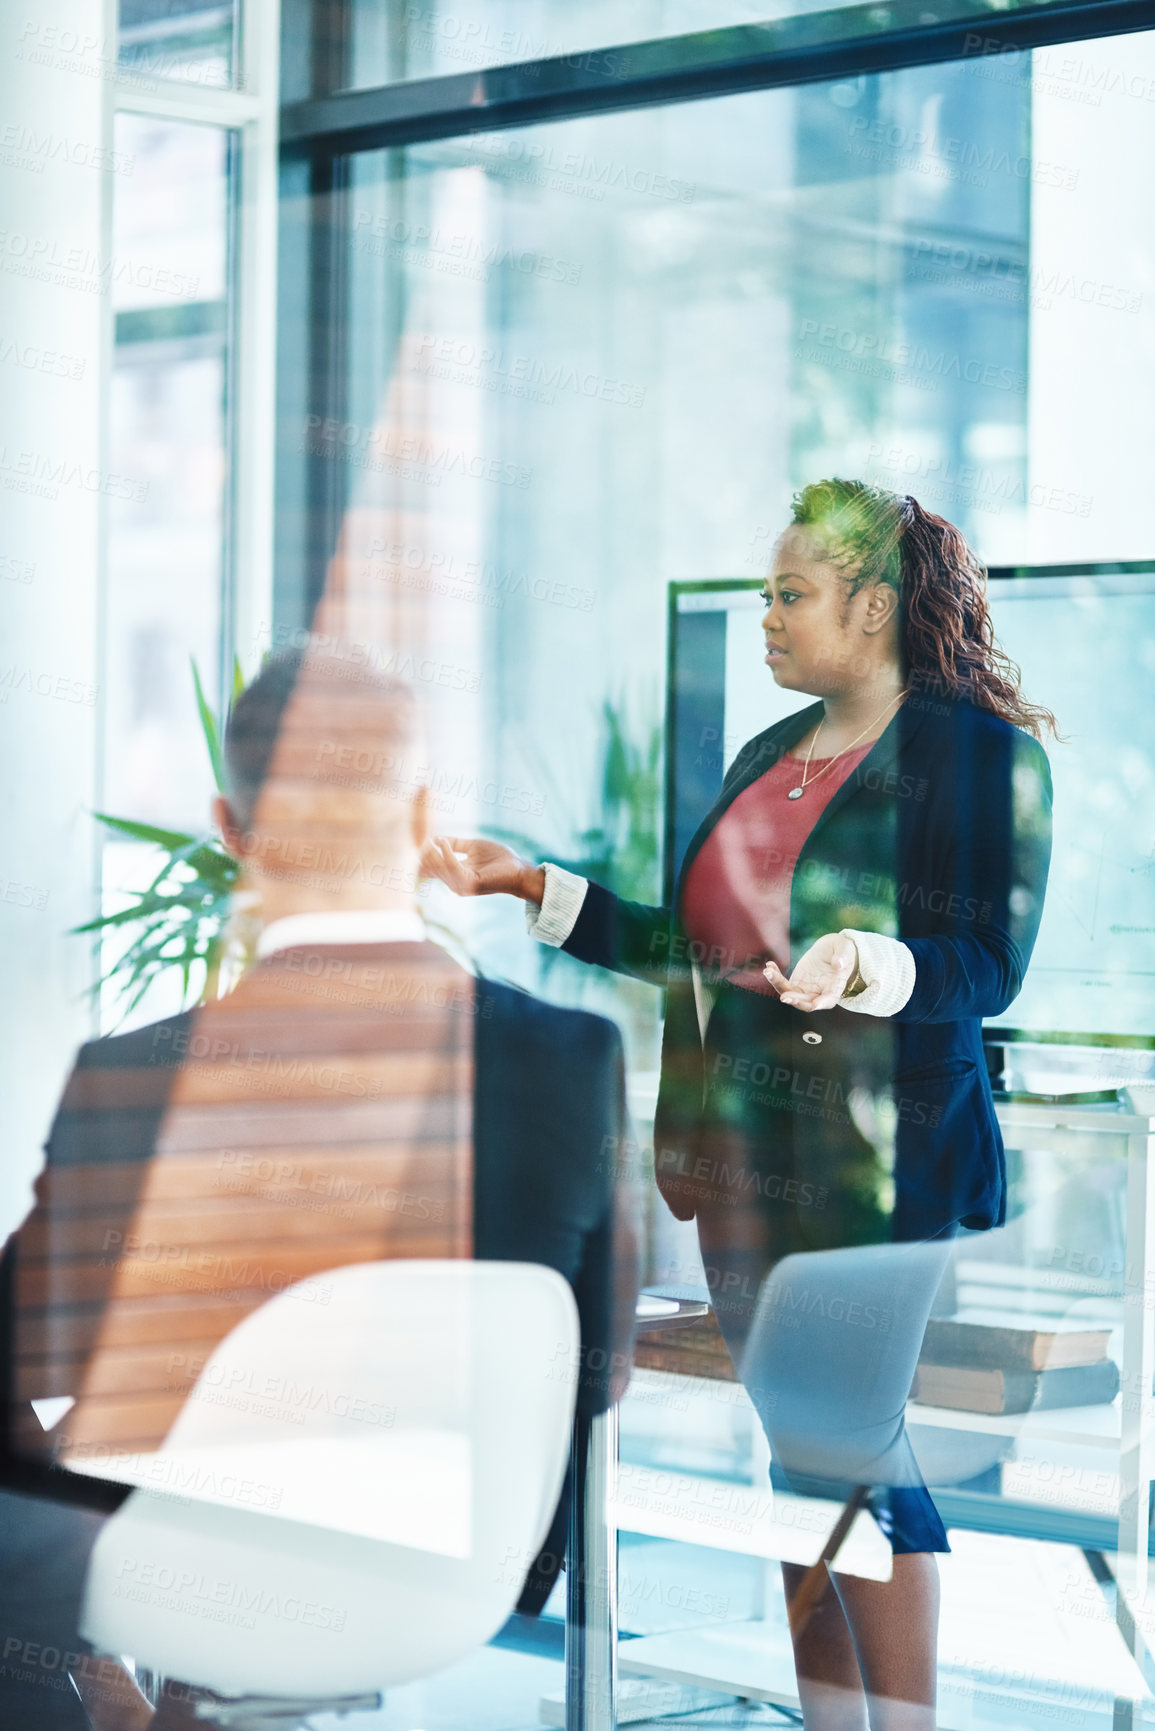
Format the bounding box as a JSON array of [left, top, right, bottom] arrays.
[[664, 561, 1155, 1054]]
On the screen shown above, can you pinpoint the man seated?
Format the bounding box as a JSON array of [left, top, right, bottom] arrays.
[[3, 645, 639, 1730]]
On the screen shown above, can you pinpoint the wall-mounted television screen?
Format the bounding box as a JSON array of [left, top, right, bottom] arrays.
[[665, 565, 1155, 1046]]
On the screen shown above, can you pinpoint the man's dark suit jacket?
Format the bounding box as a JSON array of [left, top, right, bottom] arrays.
[[3, 941, 637, 1616]]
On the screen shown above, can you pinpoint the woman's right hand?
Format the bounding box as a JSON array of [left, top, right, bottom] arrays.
[[419, 836, 546, 905]]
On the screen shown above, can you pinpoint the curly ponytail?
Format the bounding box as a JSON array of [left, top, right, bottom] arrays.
[[789, 478, 1060, 741]]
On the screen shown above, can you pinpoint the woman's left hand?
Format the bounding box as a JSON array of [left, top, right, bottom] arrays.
[[764, 933, 859, 1011]]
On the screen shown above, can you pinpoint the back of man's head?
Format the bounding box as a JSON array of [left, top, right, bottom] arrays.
[[224, 645, 421, 825], [221, 642, 426, 901]]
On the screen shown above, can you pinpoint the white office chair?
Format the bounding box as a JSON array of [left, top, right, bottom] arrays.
[[80, 1261, 579, 1728]]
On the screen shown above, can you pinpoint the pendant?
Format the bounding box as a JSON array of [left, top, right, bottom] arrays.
[[787, 786, 805, 800]]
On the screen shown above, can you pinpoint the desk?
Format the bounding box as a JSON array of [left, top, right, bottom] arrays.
[[592, 1100, 1155, 1731], [561, 1293, 890, 1730], [565, 1294, 707, 1731]]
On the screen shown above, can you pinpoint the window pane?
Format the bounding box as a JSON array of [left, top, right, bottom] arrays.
[[344, 0, 1081, 92], [111, 114, 228, 312], [105, 348, 227, 829], [311, 29, 1155, 1330], [102, 115, 231, 1026], [330, 51, 1048, 1059], [119, 0, 238, 90]]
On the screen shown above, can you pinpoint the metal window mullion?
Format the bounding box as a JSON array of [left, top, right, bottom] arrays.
[[279, 0, 1155, 158], [230, 0, 282, 685], [93, 0, 119, 1035], [219, 127, 243, 717], [111, 76, 261, 126], [302, 152, 352, 623], [109, 7, 283, 697]]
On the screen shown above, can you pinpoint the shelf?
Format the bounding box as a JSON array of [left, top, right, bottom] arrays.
[[996, 1099, 1152, 1136], [907, 1395, 1155, 1452], [611, 1461, 892, 1579], [627, 1367, 1147, 1453], [616, 1533, 1151, 1723]]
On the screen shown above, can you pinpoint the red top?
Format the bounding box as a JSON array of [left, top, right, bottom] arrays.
[[681, 743, 873, 996]]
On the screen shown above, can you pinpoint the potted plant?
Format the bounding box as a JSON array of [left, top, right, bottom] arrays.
[[80, 671, 664, 1053], [75, 662, 244, 1024]]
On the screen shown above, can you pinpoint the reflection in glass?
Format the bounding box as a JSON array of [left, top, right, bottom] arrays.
[[101, 115, 232, 1030], [341, 0, 1077, 94], [118, 0, 238, 90], [294, 58, 1034, 1082]]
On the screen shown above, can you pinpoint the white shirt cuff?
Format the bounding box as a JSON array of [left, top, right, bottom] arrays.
[[525, 863, 589, 948], [838, 929, 915, 1017]]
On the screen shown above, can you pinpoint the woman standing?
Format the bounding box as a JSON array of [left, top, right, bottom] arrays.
[[425, 479, 1055, 1730]]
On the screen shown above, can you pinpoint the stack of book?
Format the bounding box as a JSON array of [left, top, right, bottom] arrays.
[[911, 1318, 1119, 1415], [633, 1310, 737, 1382]]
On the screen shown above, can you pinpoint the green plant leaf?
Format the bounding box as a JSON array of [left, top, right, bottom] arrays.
[[182, 848, 239, 887], [192, 657, 226, 793], [72, 903, 173, 935], [78, 651, 249, 1024], [478, 695, 660, 911], [94, 812, 197, 851]]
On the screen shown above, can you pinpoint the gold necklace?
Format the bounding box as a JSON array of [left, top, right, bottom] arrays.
[[786, 689, 908, 801]]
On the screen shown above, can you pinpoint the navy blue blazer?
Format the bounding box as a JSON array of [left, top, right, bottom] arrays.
[[561, 692, 1053, 1247], [1, 958, 637, 1618]]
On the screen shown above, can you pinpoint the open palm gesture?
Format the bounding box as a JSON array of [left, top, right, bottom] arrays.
[[763, 933, 860, 1011], [420, 835, 540, 901]]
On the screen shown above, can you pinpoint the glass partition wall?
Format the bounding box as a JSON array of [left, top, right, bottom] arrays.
[[275, 0, 1155, 1606], [286, 60, 1038, 1028], [279, 27, 1155, 1048], [6, 3, 1155, 1731], [6, 3, 1151, 1725], [277, 7, 1155, 1645]]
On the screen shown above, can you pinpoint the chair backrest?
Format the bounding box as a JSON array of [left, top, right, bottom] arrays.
[[81, 1260, 579, 1698]]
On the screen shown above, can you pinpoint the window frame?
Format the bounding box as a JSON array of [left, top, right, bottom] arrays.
[[274, 0, 1155, 621], [107, 0, 281, 724], [281, 0, 1155, 154], [270, 0, 1155, 1573]]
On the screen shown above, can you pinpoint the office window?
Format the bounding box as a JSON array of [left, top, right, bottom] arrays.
[[309, 53, 1044, 1080], [341, 0, 1084, 92], [288, 27, 1155, 1441], [309, 34, 1155, 1061], [101, 113, 233, 1027], [5, 0, 1155, 1723], [119, 0, 240, 89]]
